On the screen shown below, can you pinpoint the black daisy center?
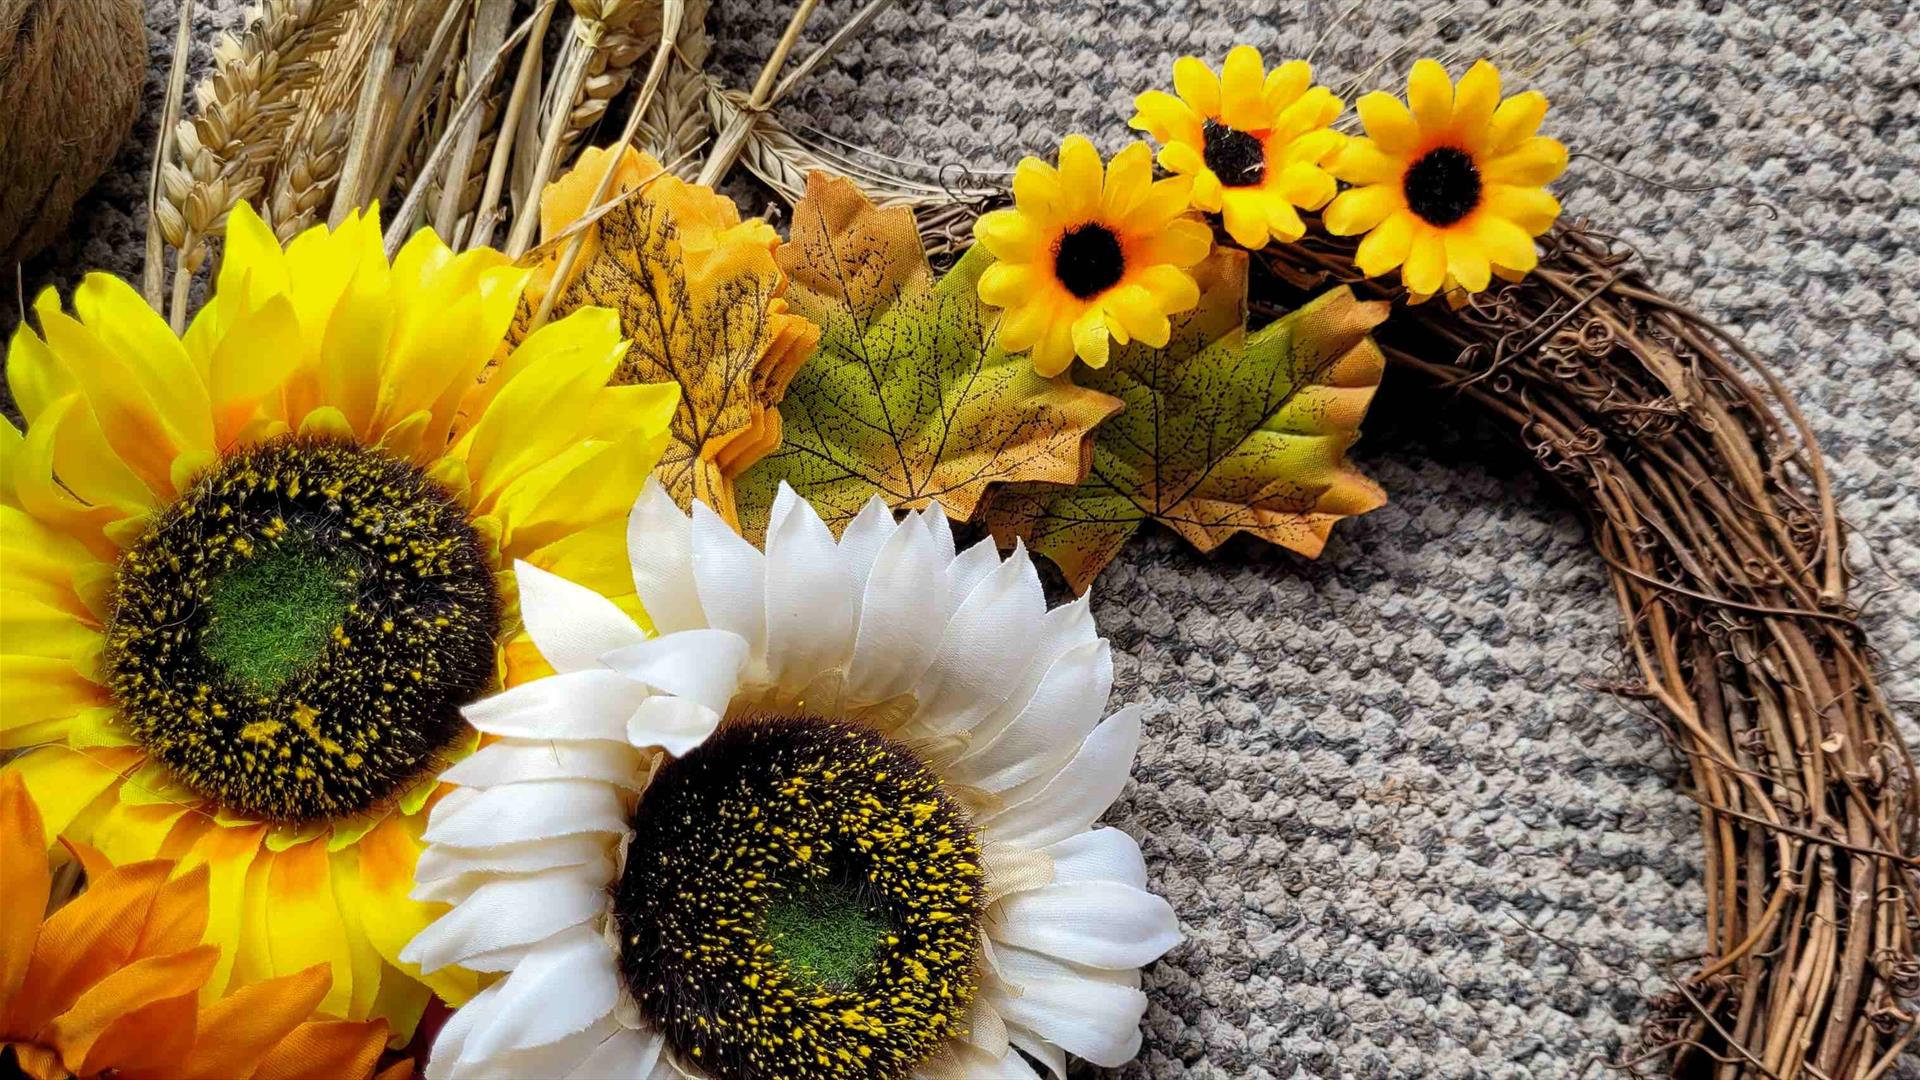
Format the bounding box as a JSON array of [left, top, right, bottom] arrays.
[[1053, 223, 1126, 300], [1403, 146, 1483, 227], [105, 437, 497, 824], [616, 715, 984, 1080], [1202, 118, 1267, 187]]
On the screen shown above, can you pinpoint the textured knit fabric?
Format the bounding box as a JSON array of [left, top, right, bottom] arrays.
[[6, 2, 1916, 1076]]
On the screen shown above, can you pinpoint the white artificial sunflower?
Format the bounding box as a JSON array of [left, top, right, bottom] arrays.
[[400, 479, 1180, 1079]]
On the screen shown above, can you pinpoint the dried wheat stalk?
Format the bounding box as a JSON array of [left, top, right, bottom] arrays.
[[266, 111, 350, 240], [154, 0, 355, 278], [539, 0, 655, 166], [637, 0, 710, 177]]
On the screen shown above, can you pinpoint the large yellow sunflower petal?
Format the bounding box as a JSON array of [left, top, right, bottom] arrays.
[[979, 262, 1041, 309], [994, 298, 1051, 354], [174, 821, 268, 1001], [459, 308, 625, 505], [1353, 210, 1416, 278], [1102, 284, 1172, 349], [355, 816, 480, 1008], [1265, 195, 1307, 244], [1274, 160, 1337, 211], [2, 748, 135, 841]]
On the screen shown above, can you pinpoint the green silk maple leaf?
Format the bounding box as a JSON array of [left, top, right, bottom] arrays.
[[984, 251, 1389, 593], [734, 173, 1121, 538]]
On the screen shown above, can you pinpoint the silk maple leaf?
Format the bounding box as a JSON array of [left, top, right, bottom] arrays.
[[515, 146, 819, 527], [735, 173, 1121, 538], [985, 251, 1388, 593]]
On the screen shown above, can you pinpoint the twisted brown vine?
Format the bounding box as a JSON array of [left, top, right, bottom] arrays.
[[1246, 222, 1918, 1079]]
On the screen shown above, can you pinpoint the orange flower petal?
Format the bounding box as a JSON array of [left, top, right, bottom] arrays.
[[174, 964, 330, 1080], [0, 772, 50, 1004], [251, 1018, 390, 1080], [9, 858, 172, 1034], [46, 945, 217, 1072]]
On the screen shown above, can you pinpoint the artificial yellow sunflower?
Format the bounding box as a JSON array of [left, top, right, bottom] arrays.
[[973, 134, 1212, 376], [0, 772, 407, 1080], [0, 202, 677, 1040], [1129, 45, 1346, 249], [1322, 58, 1567, 302]]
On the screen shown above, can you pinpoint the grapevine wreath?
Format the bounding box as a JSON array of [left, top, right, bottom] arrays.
[[1, 2, 1914, 1078]]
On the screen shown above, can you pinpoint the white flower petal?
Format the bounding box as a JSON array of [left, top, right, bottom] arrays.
[[989, 943, 1148, 1068], [982, 707, 1140, 850], [1038, 828, 1150, 891], [439, 738, 645, 791], [993, 880, 1181, 970], [515, 560, 646, 673], [415, 833, 613, 884], [964, 595, 1097, 749], [462, 926, 622, 1059], [426, 980, 504, 1079], [1006, 1025, 1067, 1080], [690, 500, 768, 672], [567, 1026, 665, 1078], [916, 503, 957, 563], [915, 542, 1047, 735], [465, 1015, 620, 1079], [410, 852, 616, 907], [424, 778, 629, 849], [601, 629, 748, 713], [918, 1039, 1043, 1079], [401, 863, 610, 972], [627, 477, 706, 635], [763, 483, 858, 694], [943, 535, 1002, 617], [837, 495, 899, 594], [951, 639, 1112, 795], [844, 504, 950, 704], [626, 695, 721, 757], [462, 670, 648, 742]]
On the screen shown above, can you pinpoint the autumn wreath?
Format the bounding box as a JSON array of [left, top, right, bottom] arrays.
[[3, 6, 1911, 1079]]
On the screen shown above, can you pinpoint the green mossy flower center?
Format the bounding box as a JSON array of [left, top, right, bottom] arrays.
[[202, 544, 357, 692], [764, 878, 890, 990], [616, 715, 984, 1080], [107, 437, 498, 824]]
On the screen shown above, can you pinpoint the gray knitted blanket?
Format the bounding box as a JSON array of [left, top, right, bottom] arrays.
[[8, 1, 1916, 1076]]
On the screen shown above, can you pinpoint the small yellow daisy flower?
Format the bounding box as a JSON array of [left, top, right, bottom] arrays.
[[1322, 58, 1567, 301], [1130, 46, 1346, 250], [973, 134, 1212, 377]]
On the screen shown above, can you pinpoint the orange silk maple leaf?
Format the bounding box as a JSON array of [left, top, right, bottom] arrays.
[[518, 146, 820, 527]]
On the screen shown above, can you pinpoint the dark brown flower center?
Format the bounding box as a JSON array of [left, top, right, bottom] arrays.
[[1053, 223, 1125, 300], [1403, 146, 1482, 227], [1202, 118, 1267, 187]]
